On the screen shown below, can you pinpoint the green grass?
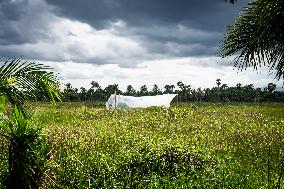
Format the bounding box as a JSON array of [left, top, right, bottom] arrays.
[[1, 102, 284, 188]]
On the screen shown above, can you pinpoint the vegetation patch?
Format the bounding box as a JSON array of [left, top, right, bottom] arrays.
[[1, 102, 284, 188]]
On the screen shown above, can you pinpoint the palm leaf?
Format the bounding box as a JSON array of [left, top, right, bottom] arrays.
[[0, 58, 61, 115], [219, 0, 284, 80]]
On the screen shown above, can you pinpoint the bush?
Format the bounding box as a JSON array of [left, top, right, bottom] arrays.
[[1, 107, 51, 189]]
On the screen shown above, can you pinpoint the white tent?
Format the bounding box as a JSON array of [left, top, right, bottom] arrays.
[[106, 94, 177, 109]]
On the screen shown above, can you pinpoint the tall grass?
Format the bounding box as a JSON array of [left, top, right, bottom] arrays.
[[1, 102, 284, 188]]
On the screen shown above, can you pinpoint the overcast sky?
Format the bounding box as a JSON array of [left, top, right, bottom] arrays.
[[0, 0, 282, 91]]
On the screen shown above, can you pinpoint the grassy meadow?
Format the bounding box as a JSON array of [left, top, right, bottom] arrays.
[[1, 102, 284, 188]]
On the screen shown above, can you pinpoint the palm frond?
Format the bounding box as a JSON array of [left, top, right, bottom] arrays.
[[0, 58, 61, 115], [219, 0, 284, 80]]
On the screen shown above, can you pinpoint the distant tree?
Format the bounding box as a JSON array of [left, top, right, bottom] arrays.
[[104, 84, 120, 100], [164, 84, 175, 94], [191, 89, 198, 102], [63, 83, 78, 101], [216, 79, 221, 88], [196, 87, 204, 102], [151, 84, 162, 95], [177, 81, 185, 89], [204, 88, 211, 101], [221, 84, 228, 90], [215, 79, 222, 101], [80, 87, 87, 94], [58, 81, 284, 103], [139, 85, 149, 96], [86, 88, 94, 101], [86, 81, 100, 101], [255, 88, 262, 102], [243, 84, 255, 101], [95, 87, 104, 101], [91, 81, 100, 89], [267, 83, 277, 93], [220, 84, 229, 101], [79, 87, 87, 101], [65, 83, 71, 90], [177, 81, 191, 102], [91, 81, 103, 101], [263, 83, 277, 101], [125, 85, 136, 96], [236, 83, 242, 89], [234, 83, 245, 101]]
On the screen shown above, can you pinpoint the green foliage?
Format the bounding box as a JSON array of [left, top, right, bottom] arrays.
[[0, 58, 61, 189], [0, 106, 51, 189], [7, 102, 282, 188], [0, 58, 61, 116], [220, 0, 284, 80], [61, 81, 284, 103], [0, 96, 5, 114]]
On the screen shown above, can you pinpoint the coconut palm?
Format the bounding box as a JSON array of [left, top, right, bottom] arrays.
[[220, 0, 284, 80], [0, 58, 61, 115], [216, 79, 221, 88]]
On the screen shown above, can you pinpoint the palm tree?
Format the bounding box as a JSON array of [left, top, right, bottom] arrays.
[[215, 79, 222, 101], [216, 79, 221, 88], [0, 58, 61, 188], [0, 58, 61, 115], [90, 81, 100, 89], [220, 0, 284, 80]]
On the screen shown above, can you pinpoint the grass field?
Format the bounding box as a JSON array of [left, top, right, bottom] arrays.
[[1, 102, 284, 188]]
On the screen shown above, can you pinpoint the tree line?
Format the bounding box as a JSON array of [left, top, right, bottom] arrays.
[[61, 79, 284, 103]]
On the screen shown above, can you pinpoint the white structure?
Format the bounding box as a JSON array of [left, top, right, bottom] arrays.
[[106, 94, 177, 109]]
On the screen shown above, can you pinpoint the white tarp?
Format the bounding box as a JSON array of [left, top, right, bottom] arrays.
[[106, 94, 177, 109]]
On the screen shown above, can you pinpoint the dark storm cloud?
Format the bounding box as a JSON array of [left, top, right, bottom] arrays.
[[46, 0, 248, 31], [45, 0, 249, 57], [0, 0, 250, 62], [0, 0, 28, 20], [116, 24, 222, 57], [0, 0, 29, 44], [0, 0, 53, 46]]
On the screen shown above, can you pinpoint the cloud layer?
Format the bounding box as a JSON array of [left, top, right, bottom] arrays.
[[0, 0, 282, 90]]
